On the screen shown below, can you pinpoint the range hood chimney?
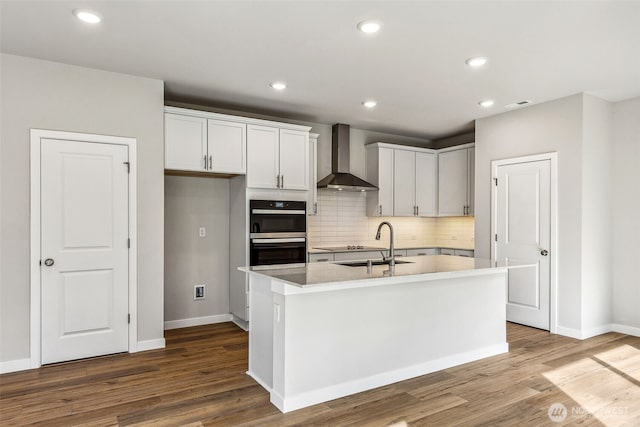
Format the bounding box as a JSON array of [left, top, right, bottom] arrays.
[[316, 124, 378, 192]]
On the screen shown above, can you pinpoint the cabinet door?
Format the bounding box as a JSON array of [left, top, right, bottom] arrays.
[[366, 147, 394, 216], [406, 248, 438, 256], [415, 152, 437, 217], [308, 253, 334, 262], [279, 129, 309, 190], [393, 150, 416, 216], [164, 113, 207, 171], [207, 119, 246, 174], [308, 136, 318, 214], [438, 149, 468, 216], [247, 125, 280, 189], [467, 147, 475, 215]]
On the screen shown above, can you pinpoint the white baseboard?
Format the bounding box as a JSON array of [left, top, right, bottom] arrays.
[[271, 343, 508, 413], [135, 338, 166, 352], [611, 323, 640, 337], [555, 325, 584, 340], [232, 315, 249, 331], [247, 370, 272, 392], [555, 323, 640, 340], [164, 314, 233, 330], [0, 358, 32, 374], [581, 324, 613, 339]]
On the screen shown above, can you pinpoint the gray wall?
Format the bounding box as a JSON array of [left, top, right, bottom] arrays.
[[475, 94, 585, 331], [0, 54, 165, 362], [164, 176, 230, 322], [581, 95, 613, 332], [612, 97, 640, 330], [476, 92, 640, 336]]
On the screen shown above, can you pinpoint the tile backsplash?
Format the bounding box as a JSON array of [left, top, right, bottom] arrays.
[[308, 191, 474, 249]]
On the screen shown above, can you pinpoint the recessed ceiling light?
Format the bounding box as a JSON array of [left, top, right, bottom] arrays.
[[73, 9, 102, 24], [357, 20, 381, 33], [478, 100, 495, 108], [270, 82, 287, 90], [362, 100, 377, 108], [465, 57, 488, 68]]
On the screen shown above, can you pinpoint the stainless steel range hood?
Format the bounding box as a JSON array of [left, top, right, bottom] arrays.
[[317, 124, 378, 192]]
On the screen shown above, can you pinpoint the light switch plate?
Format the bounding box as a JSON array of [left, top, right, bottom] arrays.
[[194, 285, 205, 300], [199, 227, 206, 238]]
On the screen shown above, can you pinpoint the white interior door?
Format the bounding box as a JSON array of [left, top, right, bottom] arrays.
[[495, 159, 551, 330], [41, 139, 129, 364]]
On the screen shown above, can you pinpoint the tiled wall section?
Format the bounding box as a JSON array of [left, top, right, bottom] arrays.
[[308, 191, 474, 249]]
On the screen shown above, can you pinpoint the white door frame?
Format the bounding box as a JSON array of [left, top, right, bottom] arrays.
[[30, 129, 138, 368], [491, 152, 558, 334]]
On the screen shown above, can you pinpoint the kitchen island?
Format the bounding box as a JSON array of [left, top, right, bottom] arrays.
[[240, 256, 514, 413]]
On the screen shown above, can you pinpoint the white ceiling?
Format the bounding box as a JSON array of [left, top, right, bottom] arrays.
[[2, 1, 639, 140]]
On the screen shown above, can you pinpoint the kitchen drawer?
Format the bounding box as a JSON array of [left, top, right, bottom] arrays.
[[308, 253, 335, 262], [455, 249, 474, 257], [405, 248, 438, 256], [440, 248, 456, 256]]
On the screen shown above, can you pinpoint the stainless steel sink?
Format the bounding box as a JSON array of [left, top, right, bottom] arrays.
[[338, 259, 413, 267]]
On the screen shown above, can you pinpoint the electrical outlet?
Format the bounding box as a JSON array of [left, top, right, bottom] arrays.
[[194, 285, 205, 300], [199, 227, 206, 238]]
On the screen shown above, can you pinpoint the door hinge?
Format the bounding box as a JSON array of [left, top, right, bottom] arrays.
[[123, 161, 130, 173], [127, 238, 130, 248], [128, 314, 131, 324], [494, 177, 498, 186], [495, 234, 498, 242]]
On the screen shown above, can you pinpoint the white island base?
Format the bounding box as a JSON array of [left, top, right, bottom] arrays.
[[243, 256, 509, 413]]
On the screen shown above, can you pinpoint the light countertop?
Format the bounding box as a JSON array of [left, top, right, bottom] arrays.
[[239, 255, 525, 291]]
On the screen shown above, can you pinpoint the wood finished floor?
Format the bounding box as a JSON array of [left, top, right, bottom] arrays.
[[1, 323, 639, 426]]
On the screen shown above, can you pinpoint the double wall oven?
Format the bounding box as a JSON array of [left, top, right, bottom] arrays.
[[249, 200, 306, 266]]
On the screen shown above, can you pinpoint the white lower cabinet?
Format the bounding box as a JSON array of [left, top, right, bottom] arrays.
[[406, 248, 438, 256], [440, 248, 474, 257]]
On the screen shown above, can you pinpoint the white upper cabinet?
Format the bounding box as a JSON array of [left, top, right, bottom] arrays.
[[438, 145, 474, 216], [165, 109, 246, 174], [393, 149, 417, 216], [367, 143, 437, 217], [308, 133, 319, 215], [165, 113, 208, 171], [279, 129, 309, 190], [366, 145, 394, 216], [207, 119, 246, 174], [415, 151, 438, 217], [247, 125, 280, 188], [246, 125, 309, 190]]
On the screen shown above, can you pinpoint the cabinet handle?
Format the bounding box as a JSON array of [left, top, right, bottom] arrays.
[[281, 175, 284, 189], [209, 155, 212, 171], [314, 202, 318, 214], [276, 175, 280, 188], [417, 253, 427, 256], [416, 206, 419, 216], [379, 205, 382, 215], [204, 154, 208, 170], [317, 258, 329, 262]]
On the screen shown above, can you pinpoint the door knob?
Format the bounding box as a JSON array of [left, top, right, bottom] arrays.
[[44, 258, 55, 267], [540, 250, 549, 256]]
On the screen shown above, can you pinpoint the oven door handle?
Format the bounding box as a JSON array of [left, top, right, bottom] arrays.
[[251, 209, 306, 215], [252, 238, 306, 244]]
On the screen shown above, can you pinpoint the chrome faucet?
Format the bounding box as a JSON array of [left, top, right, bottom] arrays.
[[375, 221, 395, 267]]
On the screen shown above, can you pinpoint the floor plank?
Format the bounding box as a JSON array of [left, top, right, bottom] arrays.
[[1, 322, 639, 426]]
